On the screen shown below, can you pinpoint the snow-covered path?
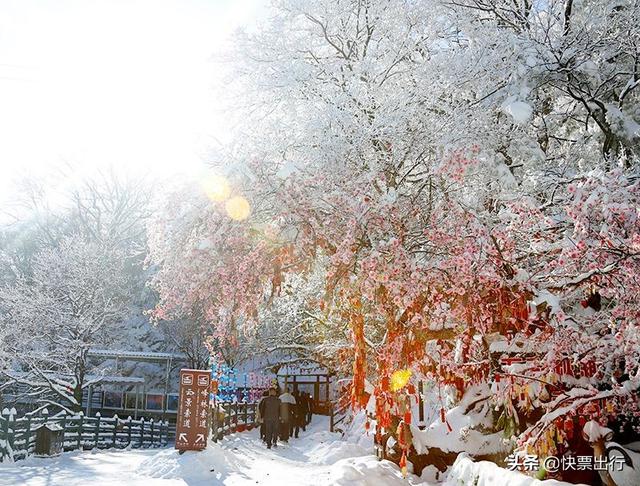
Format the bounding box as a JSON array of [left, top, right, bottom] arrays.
[[0, 416, 576, 486], [0, 416, 424, 486], [0, 448, 175, 486]]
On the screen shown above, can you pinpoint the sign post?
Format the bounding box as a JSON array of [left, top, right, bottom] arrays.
[[175, 369, 210, 451]]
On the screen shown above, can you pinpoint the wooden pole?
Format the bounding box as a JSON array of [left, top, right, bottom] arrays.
[[134, 385, 139, 420], [139, 417, 144, 448], [77, 413, 84, 451], [24, 414, 32, 458], [86, 384, 92, 416], [59, 411, 67, 452], [8, 410, 15, 458], [94, 412, 100, 448], [112, 414, 118, 448], [127, 416, 133, 447], [162, 357, 172, 421]]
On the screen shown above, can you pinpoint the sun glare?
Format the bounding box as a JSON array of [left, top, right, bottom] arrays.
[[0, 0, 265, 204], [225, 196, 251, 221], [390, 369, 412, 392], [202, 174, 232, 202]]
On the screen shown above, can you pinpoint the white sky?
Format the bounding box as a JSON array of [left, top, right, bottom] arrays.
[[0, 0, 265, 208]]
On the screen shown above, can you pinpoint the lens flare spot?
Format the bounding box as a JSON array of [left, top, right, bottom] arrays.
[[201, 174, 231, 202], [390, 369, 412, 392], [225, 196, 251, 221]]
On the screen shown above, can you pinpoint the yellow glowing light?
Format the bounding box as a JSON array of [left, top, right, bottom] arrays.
[[225, 196, 251, 221], [390, 369, 412, 392], [201, 174, 231, 202]]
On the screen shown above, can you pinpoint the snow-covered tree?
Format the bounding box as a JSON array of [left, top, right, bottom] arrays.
[[0, 169, 188, 401], [158, 316, 210, 370], [147, 0, 640, 480], [0, 235, 130, 412]]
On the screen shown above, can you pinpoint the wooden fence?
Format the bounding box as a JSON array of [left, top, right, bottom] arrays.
[[0, 408, 169, 462], [329, 401, 350, 433], [210, 402, 258, 442]]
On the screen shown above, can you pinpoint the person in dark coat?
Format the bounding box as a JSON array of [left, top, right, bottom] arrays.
[[296, 392, 307, 431], [302, 391, 313, 425], [291, 390, 302, 438], [261, 387, 281, 449], [257, 389, 269, 442], [279, 387, 295, 442]]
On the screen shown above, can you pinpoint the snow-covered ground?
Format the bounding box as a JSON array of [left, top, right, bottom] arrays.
[[0, 416, 422, 486], [0, 416, 577, 485], [0, 448, 168, 486]]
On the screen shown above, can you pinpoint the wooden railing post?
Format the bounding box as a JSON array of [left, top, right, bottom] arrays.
[[233, 402, 238, 432], [112, 414, 118, 448], [23, 414, 32, 458], [329, 403, 334, 432], [210, 406, 216, 443], [59, 411, 67, 451], [1, 408, 15, 462], [0, 409, 8, 461], [243, 403, 247, 428], [76, 412, 84, 451], [214, 404, 220, 442], [139, 417, 145, 448], [8, 409, 15, 457], [149, 419, 155, 446], [94, 412, 101, 449], [127, 416, 133, 447]]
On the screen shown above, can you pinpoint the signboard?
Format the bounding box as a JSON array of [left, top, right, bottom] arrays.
[[175, 369, 210, 451]]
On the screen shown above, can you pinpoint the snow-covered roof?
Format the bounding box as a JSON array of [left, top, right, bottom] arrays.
[[88, 349, 189, 362], [277, 361, 330, 376], [88, 375, 145, 385], [3, 371, 145, 385]]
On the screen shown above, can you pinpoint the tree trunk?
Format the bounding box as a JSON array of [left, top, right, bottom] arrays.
[[73, 382, 83, 413]]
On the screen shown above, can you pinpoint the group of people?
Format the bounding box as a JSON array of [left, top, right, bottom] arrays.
[[256, 386, 313, 449]]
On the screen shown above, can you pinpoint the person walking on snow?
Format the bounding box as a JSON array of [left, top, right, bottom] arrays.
[[291, 390, 303, 438], [301, 391, 312, 426], [297, 392, 307, 431], [279, 387, 296, 442], [261, 387, 281, 449], [257, 389, 269, 443]]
